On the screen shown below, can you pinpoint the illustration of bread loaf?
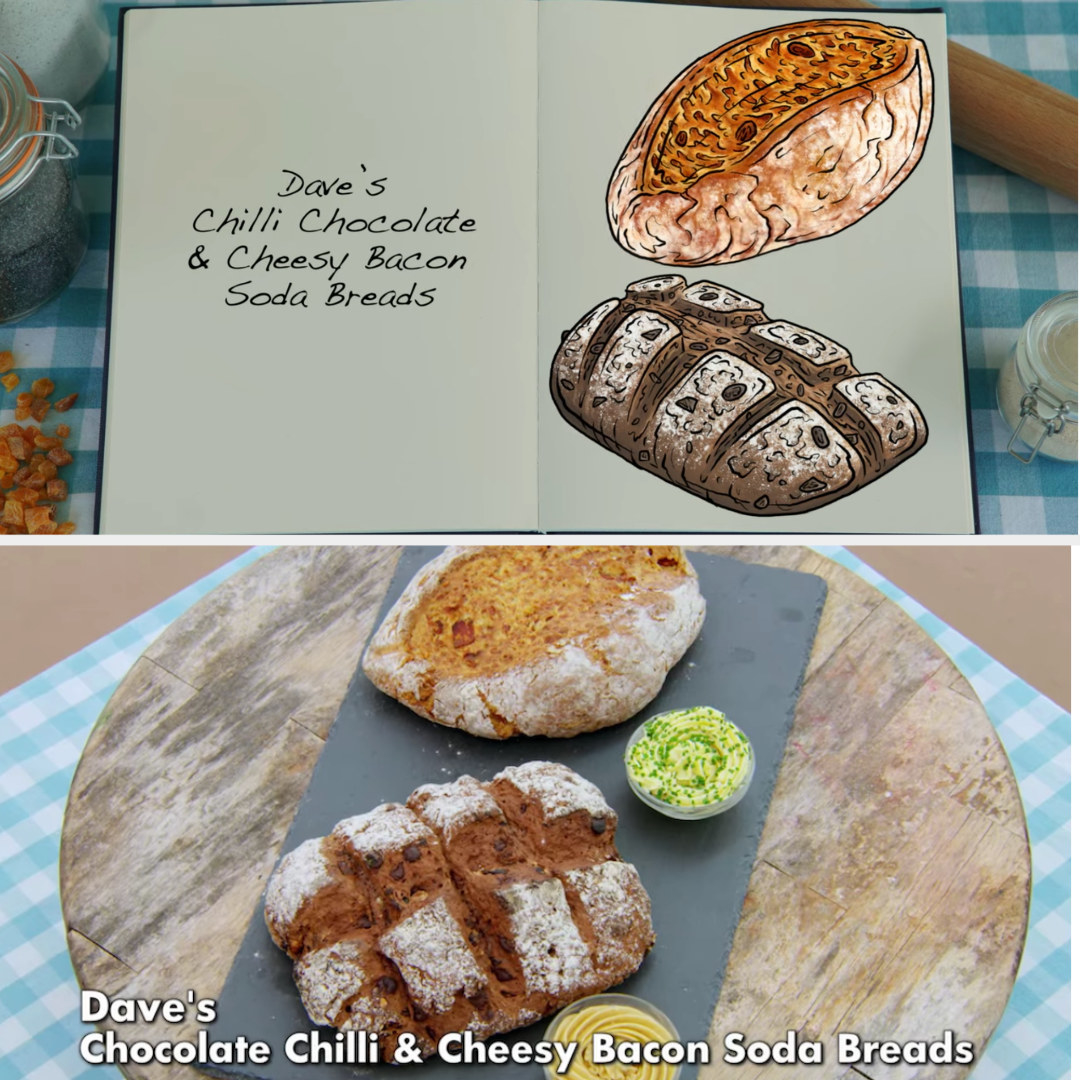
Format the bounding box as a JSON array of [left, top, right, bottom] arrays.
[[608, 20, 933, 265], [264, 762, 654, 1059], [550, 275, 927, 515]]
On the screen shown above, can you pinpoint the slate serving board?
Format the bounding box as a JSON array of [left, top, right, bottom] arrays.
[[205, 548, 827, 1079]]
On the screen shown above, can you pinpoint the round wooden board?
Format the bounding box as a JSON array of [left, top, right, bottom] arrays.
[[59, 547, 1030, 1080]]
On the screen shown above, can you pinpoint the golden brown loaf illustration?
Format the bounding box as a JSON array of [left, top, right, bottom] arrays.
[[264, 762, 654, 1058], [362, 546, 705, 738], [551, 275, 928, 515], [608, 19, 933, 265]]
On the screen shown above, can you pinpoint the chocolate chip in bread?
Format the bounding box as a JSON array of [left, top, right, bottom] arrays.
[[608, 19, 933, 265], [550, 275, 927, 514], [264, 763, 654, 1058]]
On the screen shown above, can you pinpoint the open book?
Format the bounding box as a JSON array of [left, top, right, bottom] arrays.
[[100, 0, 974, 533]]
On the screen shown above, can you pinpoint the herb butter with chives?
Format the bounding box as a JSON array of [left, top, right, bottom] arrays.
[[626, 707, 752, 810]]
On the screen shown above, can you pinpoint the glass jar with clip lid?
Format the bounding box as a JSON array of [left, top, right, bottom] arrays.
[[0, 52, 88, 324], [996, 292, 1078, 463]]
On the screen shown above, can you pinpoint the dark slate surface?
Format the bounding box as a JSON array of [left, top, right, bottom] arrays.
[[204, 548, 827, 1079]]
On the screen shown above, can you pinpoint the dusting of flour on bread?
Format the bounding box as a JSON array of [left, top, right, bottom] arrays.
[[333, 803, 435, 856], [565, 862, 653, 974], [498, 878, 594, 996], [362, 547, 705, 739], [495, 761, 612, 823], [409, 775, 504, 839], [263, 762, 654, 1059], [379, 896, 485, 1012], [264, 837, 332, 929], [294, 941, 392, 1029]]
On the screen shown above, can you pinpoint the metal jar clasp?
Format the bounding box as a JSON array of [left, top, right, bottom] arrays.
[[6, 96, 82, 171], [1007, 388, 1075, 464]]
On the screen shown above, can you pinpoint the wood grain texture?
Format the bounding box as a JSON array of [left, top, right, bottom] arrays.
[[672, 0, 1078, 198], [59, 546, 1029, 1080]]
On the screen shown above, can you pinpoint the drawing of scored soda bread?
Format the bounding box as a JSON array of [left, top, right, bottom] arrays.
[[264, 762, 654, 1059], [608, 19, 933, 265], [363, 545, 705, 738], [551, 275, 927, 515]]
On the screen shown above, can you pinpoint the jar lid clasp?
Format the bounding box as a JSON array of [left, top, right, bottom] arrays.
[[1007, 391, 1075, 464], [35, 96, 82, 161]]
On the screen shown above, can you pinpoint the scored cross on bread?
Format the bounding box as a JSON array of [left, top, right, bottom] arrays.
[[264, 763, 654, 1059], [551, 275, 928, 515]]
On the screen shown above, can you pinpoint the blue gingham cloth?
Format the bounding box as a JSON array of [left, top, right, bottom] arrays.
[[0, 0, 1075, 534], [943, 0, 1079, 534], [0, 546, 1070, 1079]]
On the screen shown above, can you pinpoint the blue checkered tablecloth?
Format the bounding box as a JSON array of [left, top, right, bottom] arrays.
[[0, 0, 1075, 534], [0, 546, 1070, 1080]]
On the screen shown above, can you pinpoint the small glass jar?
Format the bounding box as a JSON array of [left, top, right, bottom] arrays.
[[0, 53, 88, 324], [996, 292, 1078, 463]]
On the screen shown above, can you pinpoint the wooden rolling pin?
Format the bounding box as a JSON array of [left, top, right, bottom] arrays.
[[695, 0, 1078, 198]]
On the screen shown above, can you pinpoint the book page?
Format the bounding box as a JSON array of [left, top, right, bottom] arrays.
[[101, 0, 538, 533], [538, 1, 974, 533]]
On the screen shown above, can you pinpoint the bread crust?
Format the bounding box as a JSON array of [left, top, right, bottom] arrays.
[[362, 546, 705, 738], [264, 763, 654, 1058], [550, 275, 928, 515], [608, 19, 933, 265]]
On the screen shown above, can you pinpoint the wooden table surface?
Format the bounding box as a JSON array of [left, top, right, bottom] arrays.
[[59, 547, 1031, 1080]]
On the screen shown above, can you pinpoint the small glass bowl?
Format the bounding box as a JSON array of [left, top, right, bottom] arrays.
[[542, 992, 682, 1080], [624, 716, 755, 820]]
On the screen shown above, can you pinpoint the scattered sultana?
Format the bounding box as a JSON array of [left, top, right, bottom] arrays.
[[25, 506, 56, 534], [0, 406, 77, 534]]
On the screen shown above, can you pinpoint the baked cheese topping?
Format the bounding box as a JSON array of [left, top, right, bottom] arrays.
[[399, 546, 693, 680], [626, 707, 751, 807], [644, 22, 913, 193]]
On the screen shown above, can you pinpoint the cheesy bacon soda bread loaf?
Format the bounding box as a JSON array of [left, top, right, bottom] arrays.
[[362, 546, 705, 738], [550, 275, 928, 515], [264, 762, 654, 1059], [608, 19, 933, 265]]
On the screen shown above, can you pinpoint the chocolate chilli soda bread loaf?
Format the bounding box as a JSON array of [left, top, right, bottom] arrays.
[[264, 762, 654, 1059], [362, 545, 705, 738], [608, 19, 933, 265], [550, 275, 927, 515]]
